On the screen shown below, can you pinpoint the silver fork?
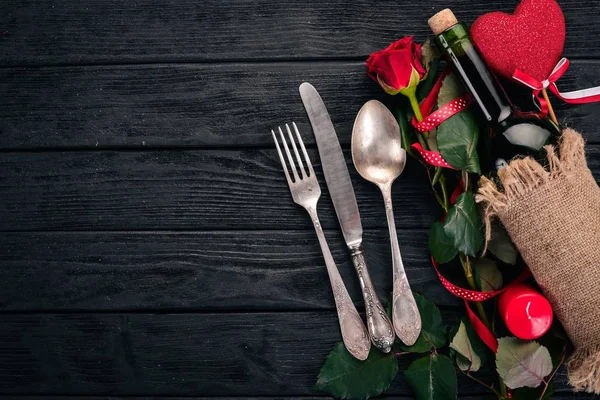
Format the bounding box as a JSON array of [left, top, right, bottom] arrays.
[[272, 123, 371, 360]]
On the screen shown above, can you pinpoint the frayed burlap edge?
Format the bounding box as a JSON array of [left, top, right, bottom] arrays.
[[476, 128, 586, 252], [476, 128, 600, 393], [568, 344, 600, 393]]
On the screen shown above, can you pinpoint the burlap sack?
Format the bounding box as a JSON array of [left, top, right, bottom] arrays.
[[476, 128, 600, 393]]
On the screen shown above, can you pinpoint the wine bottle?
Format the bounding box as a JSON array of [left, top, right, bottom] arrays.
[[428, 9, 561, 173]]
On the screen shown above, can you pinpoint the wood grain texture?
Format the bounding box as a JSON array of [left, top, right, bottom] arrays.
[[0, 311, 579, 397], [0, 0, 599, 66], [1, 61, 599, 149], [0, 229, 459, 311], [0, 148, 442, 231], [1, 146, 598, 232]]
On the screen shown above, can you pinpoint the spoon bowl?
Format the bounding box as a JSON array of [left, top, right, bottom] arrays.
[[351, 100, 406, 188]]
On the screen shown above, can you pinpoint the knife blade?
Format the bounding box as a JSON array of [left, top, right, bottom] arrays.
[[298, 82, 362, 248], [299, 82, 395, 352]]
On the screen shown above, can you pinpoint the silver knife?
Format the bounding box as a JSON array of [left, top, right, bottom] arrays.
[[299, 82, 395, 353]]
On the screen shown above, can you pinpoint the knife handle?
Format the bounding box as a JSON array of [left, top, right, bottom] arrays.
[[350, 244, 394, 353]]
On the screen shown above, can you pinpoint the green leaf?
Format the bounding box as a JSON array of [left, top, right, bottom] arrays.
[[416, 39, 439, 101], [405, 353, 457, 400], [437, 73, 465, 108], [463, 318, 491, 368], [436, 108, 481, 173], [473, 258, 503, 292], [429, 221, 458, 264], [443, 192, 484, 256], [314, 342, 398, 399], [511, 381, 554, 400], [488, 222, 518, 265], [496, 337, 553, 389], [400, 292, 447, 353], [450, 321, 482, 372]]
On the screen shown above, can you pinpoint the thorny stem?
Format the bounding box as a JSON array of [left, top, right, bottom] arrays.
[[425, 164, 447, 211], [439, 174, 450, 211], [460, 253, 491, 329], [407, 91, 429, 146], [539, 346, 568, 399], [459, 369, 502, 399], [394, 351, 410, 357]]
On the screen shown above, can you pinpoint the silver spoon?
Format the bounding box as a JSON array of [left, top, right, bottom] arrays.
[[351, 100, 421, 346]]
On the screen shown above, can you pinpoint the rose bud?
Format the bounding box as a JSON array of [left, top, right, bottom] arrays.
[[366, 37, 427, 96]]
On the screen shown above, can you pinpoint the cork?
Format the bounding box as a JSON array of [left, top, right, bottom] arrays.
[[428, 9, 458, 35]]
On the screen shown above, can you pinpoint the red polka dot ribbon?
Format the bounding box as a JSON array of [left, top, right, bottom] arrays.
[[430, 180, 532, 352], [432, 257, 531, 352], [413, 94, 473, 133], [411, 143, 457, 170], [407, 68, 474, 170]]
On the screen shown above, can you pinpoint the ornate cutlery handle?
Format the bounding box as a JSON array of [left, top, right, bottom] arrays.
[[383, 188, 421, 346], [307, 207, 371, 360], [349, 244, 394, 353]]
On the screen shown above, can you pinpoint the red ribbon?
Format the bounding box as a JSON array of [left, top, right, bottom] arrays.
[[432, 179, 532, 352], [432, 257, 532, 352], [409, 68, 473, 170], [513, 57, 600, 115], [413, 95, 473, 133], [411, 143, 457, 170]]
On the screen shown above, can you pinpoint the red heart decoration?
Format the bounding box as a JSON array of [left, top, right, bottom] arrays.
[[470, 0, 566, 82]]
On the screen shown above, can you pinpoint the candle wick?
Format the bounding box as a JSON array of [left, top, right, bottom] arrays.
[[526, 301, 532, 320]]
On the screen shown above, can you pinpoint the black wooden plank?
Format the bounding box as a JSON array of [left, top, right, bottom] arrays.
[[1, 146, 599, 232], [0, 397, 497, 399], [1, 61, 599, 149], [0, 0, 598, 66], [0, 148, 440, 231], [0, 311, 506, 396], [0, 312, 586, 397], [0, 229, 458, 311]]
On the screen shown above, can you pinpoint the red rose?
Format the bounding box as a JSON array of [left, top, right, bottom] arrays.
[[366, 37, 427, 95]]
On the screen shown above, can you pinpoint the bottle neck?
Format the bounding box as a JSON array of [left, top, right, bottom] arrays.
[[434, 23, 513, 124]]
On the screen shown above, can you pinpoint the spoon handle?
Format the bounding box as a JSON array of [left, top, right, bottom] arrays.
[[349, 244, 395, 353], [382, 186, 422, 346]]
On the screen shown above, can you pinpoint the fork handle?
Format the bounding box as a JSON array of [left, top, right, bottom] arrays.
[[350, 244, 395, 353], [307, 207, 371, 360]]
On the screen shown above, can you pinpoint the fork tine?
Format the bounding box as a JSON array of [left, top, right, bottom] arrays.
[[293, 122, 314, 176], [286, 123, 306, 178], [272, 130, 292, 186], [278, 126, 300, 182]]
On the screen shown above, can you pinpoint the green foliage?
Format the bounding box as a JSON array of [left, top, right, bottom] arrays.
[[488, 222, 518, 265], [404, 353, 457, 400], [496, 337, 553, 389], [436, 109, 481, 173], [314, 342, 398, 399], [428, 221, 458, 264], [473, 258, 503, 292], [437, 73, 465, 108], [443, 192, 484, 256], [417, 39, 439, 101], [399, 292, 447, 353], [449, 321, 481, 372]]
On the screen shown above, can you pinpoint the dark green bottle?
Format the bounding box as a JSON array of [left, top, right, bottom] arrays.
[[429, 9, 560, 173]]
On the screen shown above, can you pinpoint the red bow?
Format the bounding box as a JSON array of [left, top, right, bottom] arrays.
[[513, 58, 600, 115]]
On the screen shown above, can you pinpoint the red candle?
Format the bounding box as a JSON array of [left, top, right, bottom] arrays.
[[498, 283, 553, 340]]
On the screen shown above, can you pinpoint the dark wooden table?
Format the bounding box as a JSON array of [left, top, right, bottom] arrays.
[[1, 1, 599, 399]]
